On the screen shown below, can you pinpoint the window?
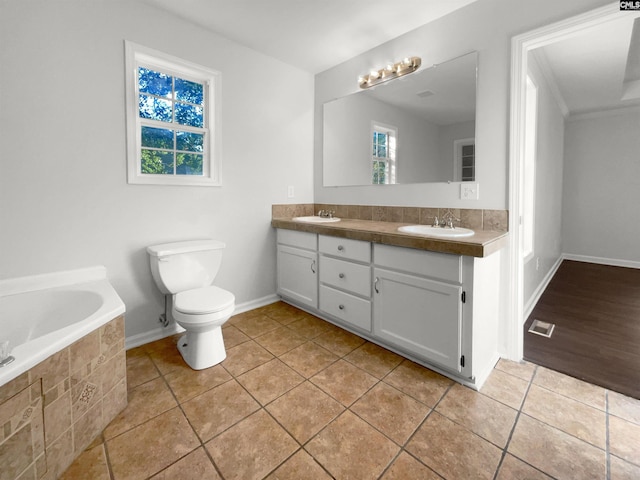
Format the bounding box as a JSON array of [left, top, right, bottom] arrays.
[[522, 74, 538, 260], [125, 41, 221, 186], [371, 123, 397, 184], [453, 138, 475, 181]]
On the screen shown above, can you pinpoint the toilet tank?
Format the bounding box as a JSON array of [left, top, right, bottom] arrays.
[[147, 239, 225, 294]]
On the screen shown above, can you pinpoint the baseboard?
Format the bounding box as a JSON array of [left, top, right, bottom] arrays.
[[562, 253, 640, 270], [523, 255, 563, 322], [125, 293, 280, 350]]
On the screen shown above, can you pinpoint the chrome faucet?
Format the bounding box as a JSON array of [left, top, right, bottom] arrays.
[[318, 209, 335, 218]]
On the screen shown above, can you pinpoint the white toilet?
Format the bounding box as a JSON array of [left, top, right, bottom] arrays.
[[147, 239, 235, 370]]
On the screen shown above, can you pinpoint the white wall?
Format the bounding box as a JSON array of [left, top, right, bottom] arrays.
[[314, 0, 610, 209], [0, 1, 314, 340], [562, 107, 640, 263], [523, 53, 565, 307]]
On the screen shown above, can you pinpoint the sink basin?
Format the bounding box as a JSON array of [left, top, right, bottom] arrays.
[[398, 225, 474, 238], [292, 216, 341, 223]]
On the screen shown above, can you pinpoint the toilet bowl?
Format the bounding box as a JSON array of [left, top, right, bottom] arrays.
[[147, 240, 235, 370]]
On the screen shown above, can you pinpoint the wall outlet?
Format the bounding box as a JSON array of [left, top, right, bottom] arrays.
[[287, 186, 295, 198], [460, 183, 479, 200]]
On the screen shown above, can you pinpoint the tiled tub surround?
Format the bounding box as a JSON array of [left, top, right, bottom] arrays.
[[272, 204, 508, 257], [0, 267, 127, 479], [0, 315, 127, 480]]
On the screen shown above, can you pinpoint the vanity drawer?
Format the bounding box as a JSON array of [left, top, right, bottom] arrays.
[[320, 285, 371, 332], [319, 235, 370, 263], [277, 229, 317, 250], [319, 256, 371, 297], [374, 244, 462, 283]]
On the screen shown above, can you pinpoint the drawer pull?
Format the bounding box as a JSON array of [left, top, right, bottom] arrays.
[[339, 273, 345, 278], [374, 277, 380, 293], [311, 260, 316, 274], [338, 304, 345, 310], [337, 245, 344, 251]]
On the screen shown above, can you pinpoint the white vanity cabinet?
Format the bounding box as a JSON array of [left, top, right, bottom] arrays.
[[276, 230, 318, 308], [373, 245, 464, 373], [318, 235, 372, 332]]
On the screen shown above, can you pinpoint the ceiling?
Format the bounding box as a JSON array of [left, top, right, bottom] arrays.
[[141, 0, 480, 73], [536, 13, 640, 116]]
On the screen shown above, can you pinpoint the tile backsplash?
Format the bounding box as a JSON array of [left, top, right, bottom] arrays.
[[272, 204, 508, 232]]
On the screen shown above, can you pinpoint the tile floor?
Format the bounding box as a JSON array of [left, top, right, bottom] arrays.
[[59, 302, 640, 480]]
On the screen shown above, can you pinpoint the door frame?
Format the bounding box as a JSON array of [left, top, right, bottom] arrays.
[[506, 2, 620, 360]]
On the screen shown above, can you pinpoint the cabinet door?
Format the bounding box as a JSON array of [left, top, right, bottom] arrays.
[[373, 268, 462, 372], [277, 245, 318, 308]]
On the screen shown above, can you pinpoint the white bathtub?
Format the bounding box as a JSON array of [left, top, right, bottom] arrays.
[[0, 266, 126, 387]]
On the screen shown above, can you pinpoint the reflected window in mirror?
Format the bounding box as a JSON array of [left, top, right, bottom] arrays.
[[372, 123, 397, 184], [454, 138, 475, 181]]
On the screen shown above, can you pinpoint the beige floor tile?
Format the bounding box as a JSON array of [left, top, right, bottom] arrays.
[[522, 384, 606, 449], [266, 381, 344, 443], [494, 358, 536, 382], [107, 407, 200, 480], [59, 443, 110, 480], [279, 342, 339, 378], [125, 350, 159, 390], [351, 382, 430, 445], [181, 379, 260, 442], [149, 447, 221, 480], [345, 342, 403, 379], [406, 412, 502, 480], [508, 414, 606, 479], [609, 390, 640, 425], [164, 364, 231, 403], [380, 452, 440, 480], [495, 454, 553, 480], [480, 368, 529, 409], [609, 414, 640, 465], [258, 301, 308, 325], [237, 359, 304, 405], [221, 324, 251, 348], [205, 410, 298, 480], [286, 315, 333, 339], [383, 360, 452, 407], [265, 449, 332, 479], [145, 336, 188, 376], [610, 454, 640, 480], [306, 411, 399, 480], [310, 359, 378, 406], [232, 314, 282, 338], [103, 377, 177, 439], [313, 328, 365, 357], [533, 367, 606, 410], [435, 383, 517, 448], [221, 340, 274, 376], [254, 326, 307, 356]]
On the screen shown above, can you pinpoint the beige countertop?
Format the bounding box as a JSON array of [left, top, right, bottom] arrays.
[[272, 217, 508, 258]]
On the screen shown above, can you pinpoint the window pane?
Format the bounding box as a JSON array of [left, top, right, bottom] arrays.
[[175, 78, 203, 104], [176, 153, 203, 175], [175, 103, 203, 127], [141, 149, 173, 174], [139, 95, 172, 122], [141, 126, 174, 149], [377, 145, 387, 158], [462, 145, 474, 156], [138, 67, 172, 97], [176, 131, 204, 152]]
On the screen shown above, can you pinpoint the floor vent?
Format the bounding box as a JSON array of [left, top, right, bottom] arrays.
[[528, 319, 555, 338]]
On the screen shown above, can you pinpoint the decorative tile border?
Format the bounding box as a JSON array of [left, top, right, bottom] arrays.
[[273, 204, 508, 232]]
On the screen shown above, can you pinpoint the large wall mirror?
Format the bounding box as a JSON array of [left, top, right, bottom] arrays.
[[323, 51, 477, 186]]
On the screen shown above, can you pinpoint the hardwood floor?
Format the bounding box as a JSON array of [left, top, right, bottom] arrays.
[[524, 260, 640, 399]]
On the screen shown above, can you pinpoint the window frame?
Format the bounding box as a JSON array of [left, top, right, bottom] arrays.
[[371, 122, 397, 185], [124, 41, 221, 186]]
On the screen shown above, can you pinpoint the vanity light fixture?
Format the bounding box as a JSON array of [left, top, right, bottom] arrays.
[[358, 56, 422, 89]]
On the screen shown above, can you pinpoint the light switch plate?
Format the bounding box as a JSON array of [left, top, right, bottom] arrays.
[[287, 186, 295, 198], [460, 183, 479, 200]]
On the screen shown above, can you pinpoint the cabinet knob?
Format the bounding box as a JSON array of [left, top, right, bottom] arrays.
[[337, 245, 344, 251], [339, 273, 345, 278], [338, 304, 345, 310]]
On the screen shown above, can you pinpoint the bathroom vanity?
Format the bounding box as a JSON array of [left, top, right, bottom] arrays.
[[273, 214, 507, 389]]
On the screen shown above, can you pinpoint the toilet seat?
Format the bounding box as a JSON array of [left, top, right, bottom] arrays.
[[174, 286, 235, 315]]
